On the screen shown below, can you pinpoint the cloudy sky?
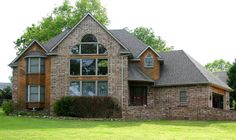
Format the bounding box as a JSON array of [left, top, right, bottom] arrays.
[[0, 0, 235, 82]]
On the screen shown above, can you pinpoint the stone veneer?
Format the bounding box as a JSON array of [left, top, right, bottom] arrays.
[[50, 16, 129, 111]]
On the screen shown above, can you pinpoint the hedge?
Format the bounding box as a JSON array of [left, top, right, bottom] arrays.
[[54, 96, 121, 118]]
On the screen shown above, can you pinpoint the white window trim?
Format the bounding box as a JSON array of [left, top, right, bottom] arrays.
[[28, 58, 44, 73], [27, 85, 44, 102]]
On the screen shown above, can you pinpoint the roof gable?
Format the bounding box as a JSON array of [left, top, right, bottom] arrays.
[[9, 40, 47, 65], [49, 13, 129, 52]]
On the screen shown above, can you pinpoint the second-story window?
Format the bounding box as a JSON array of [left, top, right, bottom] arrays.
[[28, 58, 45, 73], [71, 34, 107, 55], [144, 53, 153, 67]]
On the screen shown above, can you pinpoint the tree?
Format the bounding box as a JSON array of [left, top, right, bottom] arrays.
[[205, 59, 232, 72], [228, 59, 236, 109], [14, 0, 108, 55], [131, 27, 173, 52], [0, 86, 12, 100]]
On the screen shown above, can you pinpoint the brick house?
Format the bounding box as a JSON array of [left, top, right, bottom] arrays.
[[9, 13, 236, 120]]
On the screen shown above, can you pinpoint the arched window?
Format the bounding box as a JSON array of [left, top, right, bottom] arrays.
[[144, 53, 153, 67], [81, 34, 97, 42], [71, 34, 107, 54]]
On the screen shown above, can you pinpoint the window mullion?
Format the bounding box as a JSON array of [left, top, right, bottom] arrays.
[[96, 59, 98, 75], [80, 59, 82, 76], [97, 43, 98, 54], [95, 81, 98, 96]]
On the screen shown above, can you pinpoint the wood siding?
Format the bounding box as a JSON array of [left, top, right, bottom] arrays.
[[15, 42, 51, 110]]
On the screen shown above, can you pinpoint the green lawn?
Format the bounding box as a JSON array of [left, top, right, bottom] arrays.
[[0, 108, 236, 140]]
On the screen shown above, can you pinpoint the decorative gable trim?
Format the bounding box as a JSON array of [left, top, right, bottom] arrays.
[[49, 13, 130, 52], [137, 46, 162, 58], [10, 40, 47, 65]]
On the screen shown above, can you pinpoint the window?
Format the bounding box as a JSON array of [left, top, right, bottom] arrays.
[[97, 81, 108, 96], [82, 59, 96, 75], [82, 81, 96, 96], [70, 34, 107, 54], [27, 85, 45, 102], [69, 81, 108, 96], [212, 93, 223, 109], [70, 59, 80, 75], [70, 59, 108, 76], [69, 81, 81, 96], [180, 91, 187, 104], [28, 58, 45, 73], [144, 53, 153, 67], [97, 59, 108, 75], [130, 86, 147, 106]]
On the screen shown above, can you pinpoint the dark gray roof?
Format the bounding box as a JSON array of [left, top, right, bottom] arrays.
[[155, 50, 231, 91], [128, 63, 154, 82], [213, 71, 228, 85], [43, 29, 70, 51], [0, 82, 11, 90], [110, 29, 148, 58]]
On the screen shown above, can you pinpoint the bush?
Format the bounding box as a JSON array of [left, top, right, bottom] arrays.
[[54, 96, 121, 118], [2, 100, 14, 115]]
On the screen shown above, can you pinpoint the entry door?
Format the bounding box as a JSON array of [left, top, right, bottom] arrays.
[[130, 86, 147, 106]]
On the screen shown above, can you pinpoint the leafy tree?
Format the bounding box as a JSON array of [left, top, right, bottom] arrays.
[[14, 0, 108, 55], [131, 27, 173, 52], [227, 59, 236, 109], [205, 59, 232, 72], [0, 86, 12, 100]]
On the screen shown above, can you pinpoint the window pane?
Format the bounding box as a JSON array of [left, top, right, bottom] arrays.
[[29, 58, 39, 73], [40, 86, 45, 102], [82, 81, 95, 96], [82, 59, 96, 75], [144, 58, 153, 67], [40, 58, 45, 73], [98, 44, 107, 54], [29, 86, 38, 102], [71, 45, 80, 54], [81, 34, 97, 42], [70, 59, 80, 75], [97, 81, 108, 96], [69, 81, 81, 96], [97, 59, 108, 75], [81, 43, 97, 54]]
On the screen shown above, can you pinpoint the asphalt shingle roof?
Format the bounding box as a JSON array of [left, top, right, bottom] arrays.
[[128, 63, 154, 82], [109, 29, 148, 58], [213, 71, 228, 85], [155, 50, 231, 90], [43, 29, 71, 51]]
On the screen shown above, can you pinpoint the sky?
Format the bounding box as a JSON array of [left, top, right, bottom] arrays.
[[0, 0, 236, 83]]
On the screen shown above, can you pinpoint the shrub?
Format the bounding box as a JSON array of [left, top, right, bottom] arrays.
[[54, 96, 121, 118], [2, 100, 14, 115]]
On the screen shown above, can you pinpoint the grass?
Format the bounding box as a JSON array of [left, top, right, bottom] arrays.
[[0, 108, 236, 140]]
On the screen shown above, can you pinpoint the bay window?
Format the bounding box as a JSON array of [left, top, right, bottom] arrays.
[[27, 85, 45, 102], [28, 58, 45, 73]]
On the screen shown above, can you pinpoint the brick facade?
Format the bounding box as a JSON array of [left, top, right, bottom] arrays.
[[11, 14, 235, 120]]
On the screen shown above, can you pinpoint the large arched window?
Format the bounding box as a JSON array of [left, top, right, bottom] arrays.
[[144, 53, 153, 67], [71, 34, 107, 54]]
